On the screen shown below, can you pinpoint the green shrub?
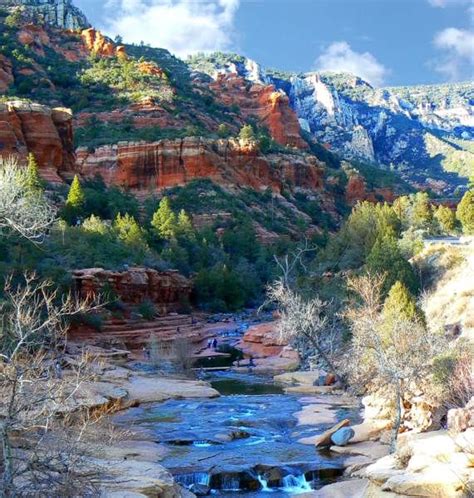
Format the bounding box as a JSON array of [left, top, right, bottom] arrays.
[[137, 299, 157, 320]]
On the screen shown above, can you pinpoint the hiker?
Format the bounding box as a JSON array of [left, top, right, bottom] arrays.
[[212, 338, 218, 349], [207, 339, 212, 349]]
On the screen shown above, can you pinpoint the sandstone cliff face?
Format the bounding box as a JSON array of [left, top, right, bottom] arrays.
[[209, 74, 308, 150], [0, 100, 75, 181], [81, 28, 126, 59], [73, 268, 191, 313], [76, 137, 324, 193]]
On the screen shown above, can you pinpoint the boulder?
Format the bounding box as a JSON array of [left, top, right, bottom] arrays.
[[448, 397, 474, 433], [331, 427, 355, 446], [314, 419, 351, 448]]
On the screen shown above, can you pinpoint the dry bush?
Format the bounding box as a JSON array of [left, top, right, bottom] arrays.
[[173, 337, 194, 374]]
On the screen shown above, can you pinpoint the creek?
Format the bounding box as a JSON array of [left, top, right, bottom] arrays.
[[114, 371, 360, 496]]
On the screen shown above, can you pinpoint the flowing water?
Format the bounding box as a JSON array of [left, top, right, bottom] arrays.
[[114, 371, 360, 496]]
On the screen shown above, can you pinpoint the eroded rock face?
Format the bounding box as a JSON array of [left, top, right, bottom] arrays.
[[1, 0, 90, 30], [76, 137, 323, 193], [209, 74, 308, 150], [0, 100, 75, 182], [81, 28, 125, 58], [73, 267, 192, 313]]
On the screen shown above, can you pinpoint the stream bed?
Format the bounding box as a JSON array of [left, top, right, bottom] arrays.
[[114, 371, 359, 496]]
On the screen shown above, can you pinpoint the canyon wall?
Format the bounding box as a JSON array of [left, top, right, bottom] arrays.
[[76, 137, 324, 193]]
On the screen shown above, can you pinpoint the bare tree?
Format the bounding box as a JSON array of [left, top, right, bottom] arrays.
[[266, 280, 344, 385], [0, 273, 102, 495], [347, 274, 447, 452], [0, 157, 56, 242]]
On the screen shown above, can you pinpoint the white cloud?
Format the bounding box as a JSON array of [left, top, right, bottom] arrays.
[[101, 0, 240, 58], [432, 27, 474, 80], [314, 41, 389, 87], [427, 0, 470, 7]]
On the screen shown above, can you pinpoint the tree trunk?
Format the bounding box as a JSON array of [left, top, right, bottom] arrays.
[[0, 421, 14, 498], [304, 333, 347, 389], [390, 380, 403, 453]]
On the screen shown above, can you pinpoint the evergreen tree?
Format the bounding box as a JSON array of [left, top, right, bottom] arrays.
[[63, 175, 86, 224], [366, 233, 419, 295], [217, 124, 230, 138], [411, 192, 433, 230], [176, 209, 194, 238], [456, 190, 474, 234], [24, 153, 43, 194], [114, 213, 148, 251], [238, 124, 255, 144], [151, 197, 177, 239], [66, 175, 85, 211], [82, 214, 108, 235], [383, 281, 423, 325], [434, 205, 456, 234]]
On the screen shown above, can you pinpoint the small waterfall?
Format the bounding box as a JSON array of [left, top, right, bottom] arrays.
[[281, 474, 312, 493], [221, 475, 241, 491], [193, 440, 212, 447], [175, 472, 210, 488], [257, 474, 272, 492]]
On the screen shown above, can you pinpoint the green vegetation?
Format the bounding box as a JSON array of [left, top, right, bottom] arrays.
[[456, 190, 474, 234]]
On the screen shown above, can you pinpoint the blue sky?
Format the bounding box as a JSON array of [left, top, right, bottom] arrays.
[[75, 0, 473, 87]]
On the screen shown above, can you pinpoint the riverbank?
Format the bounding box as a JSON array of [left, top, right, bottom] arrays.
[[277, 371, 474, 498]]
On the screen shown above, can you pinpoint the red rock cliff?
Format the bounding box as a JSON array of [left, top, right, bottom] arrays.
[[76, 137, 324, 193], [0, 101, 76, 182], [209, 74, 308, 150], [73, 267, 191, 313]]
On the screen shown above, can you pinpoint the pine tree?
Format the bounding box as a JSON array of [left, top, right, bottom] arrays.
[[366, 233, 418, 295], [411, 192, 433, 230], [456, 190, 474, 234], [238, 124, 255, 144], [434, 205, 456, 234], [114, 213, 148, 250], [383, 281, 422, 324], [66, 175, 85, 210], [176, 209, 194, 238], [24, 153, 43, 194], [151, 197, 177, 239]]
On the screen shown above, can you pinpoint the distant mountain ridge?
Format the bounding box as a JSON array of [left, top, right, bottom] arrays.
[[189, 53, 473, 193], [0, 0, 472, 196]]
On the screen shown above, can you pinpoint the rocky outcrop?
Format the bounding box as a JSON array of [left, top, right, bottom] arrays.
[[81, 28, 125, 58], [209, 74, 308, 150], [234, 322, 300, 372], [1, 0, 90, 30], [0, 100, 75, 181], [76, 137, 323, 193], [364, 429, 474, 497], [73, 267, 192, 313]]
